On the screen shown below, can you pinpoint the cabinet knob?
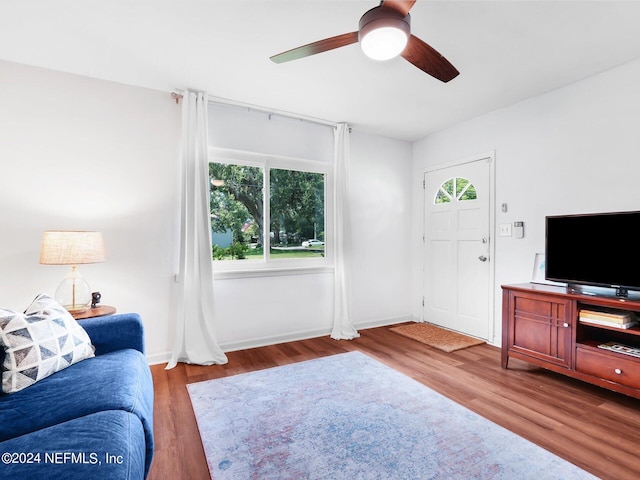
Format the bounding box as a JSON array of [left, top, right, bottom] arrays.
[[615, 368, 622, 375], [563, 323, 569, 328]]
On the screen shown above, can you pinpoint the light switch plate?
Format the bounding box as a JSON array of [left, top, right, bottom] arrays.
[[499, 223, 512, 237]]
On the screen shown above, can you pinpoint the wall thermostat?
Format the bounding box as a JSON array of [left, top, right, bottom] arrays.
[[514, 221, 524, 238]]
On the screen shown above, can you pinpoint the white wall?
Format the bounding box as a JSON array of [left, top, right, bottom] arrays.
[[0, 60, 414, 362], [350, 131, 413, 326], [0, 60, 181, 361], [412, 58, 640, 345]]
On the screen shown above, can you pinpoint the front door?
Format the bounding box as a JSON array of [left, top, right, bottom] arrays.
[[423, 155, 493, 340]]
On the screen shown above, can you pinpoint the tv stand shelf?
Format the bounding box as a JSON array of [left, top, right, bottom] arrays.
[[502, 283, 640, 399]]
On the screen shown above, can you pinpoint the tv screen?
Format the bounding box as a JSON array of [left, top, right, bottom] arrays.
[[545, 211, 640, 295]]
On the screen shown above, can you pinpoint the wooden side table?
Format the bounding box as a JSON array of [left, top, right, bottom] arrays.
[[71, 305, 116, 320]]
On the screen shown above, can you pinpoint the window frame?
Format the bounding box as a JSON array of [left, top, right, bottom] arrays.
[[209, 147, 334, 279]]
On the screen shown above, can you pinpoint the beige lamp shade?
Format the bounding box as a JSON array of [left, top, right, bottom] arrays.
[[39, 231, 106, 313], [40, 231, 106, 265]]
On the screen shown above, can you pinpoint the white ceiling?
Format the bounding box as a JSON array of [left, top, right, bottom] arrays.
[[2, 1, 640, 141]]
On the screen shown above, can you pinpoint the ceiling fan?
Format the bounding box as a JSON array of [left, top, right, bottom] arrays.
[[270, 0, 459, 83]]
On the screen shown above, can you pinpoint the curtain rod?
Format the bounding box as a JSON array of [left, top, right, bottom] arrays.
[[171, 91, 339, 129]]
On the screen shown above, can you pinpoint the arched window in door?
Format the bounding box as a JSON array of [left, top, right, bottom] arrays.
[[434, 177, 477, 204]]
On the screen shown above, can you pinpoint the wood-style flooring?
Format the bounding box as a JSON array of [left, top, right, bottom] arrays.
[[148, 323, 640, 480]]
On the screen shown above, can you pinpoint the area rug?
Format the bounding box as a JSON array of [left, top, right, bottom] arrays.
[[390, 322, 486, 352], [187, 351, 595, 480]]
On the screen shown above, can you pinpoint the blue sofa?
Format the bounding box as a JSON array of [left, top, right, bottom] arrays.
[[0, 313, 154, 479]]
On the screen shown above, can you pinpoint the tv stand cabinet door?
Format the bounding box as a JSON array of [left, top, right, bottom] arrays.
[[503, 289, 573, 369]]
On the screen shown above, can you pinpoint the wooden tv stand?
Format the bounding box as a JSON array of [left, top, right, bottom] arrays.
[[502, 283, 640, 400]]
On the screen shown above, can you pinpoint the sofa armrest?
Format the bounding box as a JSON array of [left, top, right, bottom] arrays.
[[80, 313, 146, 356]]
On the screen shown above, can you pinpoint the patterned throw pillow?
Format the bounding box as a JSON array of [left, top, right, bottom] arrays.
[[0, 294, 95, 394]]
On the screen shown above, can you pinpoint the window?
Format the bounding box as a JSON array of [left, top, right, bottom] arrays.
[[209, 148, 332, 273], [270, 168, 325, 258], [434, 177, 477, 204]]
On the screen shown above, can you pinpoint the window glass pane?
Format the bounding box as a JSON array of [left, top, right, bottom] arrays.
[[270, 169, 325, 258], [460, 184, 477, 201], [210, 163, 264, 261], [442, 179, 454, 196], [435, 188, 451, 204], [455, 178, 468, 197]]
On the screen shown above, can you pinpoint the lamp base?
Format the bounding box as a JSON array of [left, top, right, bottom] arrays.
[[55, 266, 92, 314], [63, 304, 89, 314]]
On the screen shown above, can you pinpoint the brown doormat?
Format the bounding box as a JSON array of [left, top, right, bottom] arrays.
[[390, 323, 485, 353]]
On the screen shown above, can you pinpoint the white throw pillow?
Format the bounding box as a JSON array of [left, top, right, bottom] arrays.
[[0, 294, 95, 394]]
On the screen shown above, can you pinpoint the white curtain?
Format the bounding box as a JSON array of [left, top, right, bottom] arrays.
[[166, 91, 228, 369], [331, 123, 360, 340]]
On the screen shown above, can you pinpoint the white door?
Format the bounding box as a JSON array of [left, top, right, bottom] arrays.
[[423, 156, 493, 340]]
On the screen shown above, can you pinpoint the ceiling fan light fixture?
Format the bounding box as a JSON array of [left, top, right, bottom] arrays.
[[361, 27, 408, 61], [359, 7, 410, 61]]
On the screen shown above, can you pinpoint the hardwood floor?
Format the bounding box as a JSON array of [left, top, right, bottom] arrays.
[[148, 324, 640, 480]]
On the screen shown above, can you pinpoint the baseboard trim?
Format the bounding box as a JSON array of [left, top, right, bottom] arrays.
[[220, 327, 333, 354], [355, 315, 412, 330], [147, 352, 172, 366], [146, 314, 413, 366]]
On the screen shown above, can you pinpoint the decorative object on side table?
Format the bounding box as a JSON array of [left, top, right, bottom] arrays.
[[39, 231, 106, 314], [72, 290, 115, 320], [91, 291, 102, 308]]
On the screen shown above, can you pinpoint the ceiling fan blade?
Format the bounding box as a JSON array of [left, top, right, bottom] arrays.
[[401, 34, 459, 82], [380, 0, 416, 16], [270, 32, 359, 64]]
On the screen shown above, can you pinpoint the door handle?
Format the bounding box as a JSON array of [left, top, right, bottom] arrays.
[[478, 255, 488, 262]]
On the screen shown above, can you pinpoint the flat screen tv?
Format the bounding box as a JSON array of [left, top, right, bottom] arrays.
[[545, 210, 640, 297]]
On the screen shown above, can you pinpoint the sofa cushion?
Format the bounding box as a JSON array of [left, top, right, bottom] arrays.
[[0, 294, 94, 394], [0, 348, 153, 464], [0, 409, 146, 480]]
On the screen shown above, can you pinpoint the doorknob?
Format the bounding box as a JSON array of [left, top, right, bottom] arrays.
[[478, 255, 488, 262]]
